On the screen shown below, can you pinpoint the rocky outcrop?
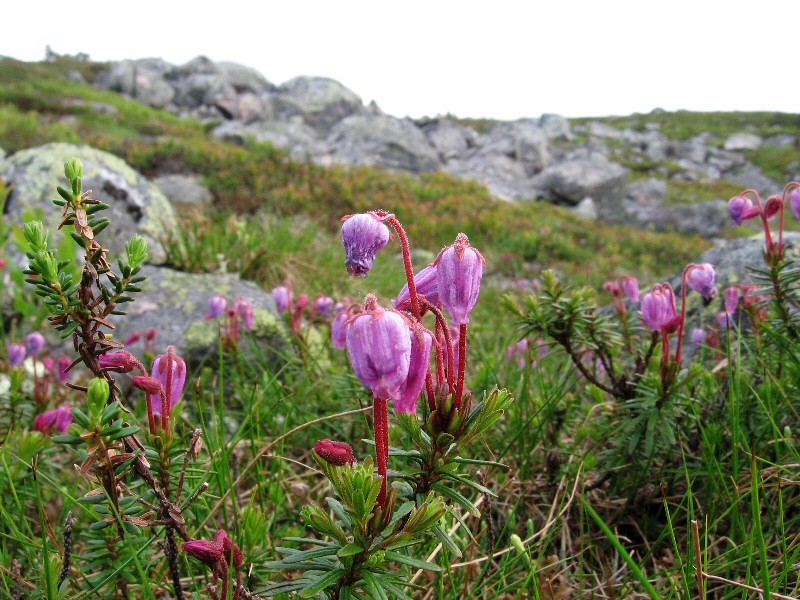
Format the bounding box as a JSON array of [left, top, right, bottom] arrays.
[[91, 56, 797, 237], [1, 143, 177, 264]]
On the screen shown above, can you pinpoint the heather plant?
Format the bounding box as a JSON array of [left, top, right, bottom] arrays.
[[266, 211, 512, 598]]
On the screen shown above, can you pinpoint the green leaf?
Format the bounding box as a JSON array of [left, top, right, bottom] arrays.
[[431, 483, 481, 517], [433, 525, 462, 557], [384, 550, 442, 572], [298, 569, 345, 598], [337, 543, 364, 558], [361, 571, 389, 600]]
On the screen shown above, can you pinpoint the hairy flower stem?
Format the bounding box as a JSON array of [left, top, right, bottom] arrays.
[[423, 300, 455, 391], [159, 448, 184, 600], [375, 212, 421, 320], [374, 396, 390, 506]]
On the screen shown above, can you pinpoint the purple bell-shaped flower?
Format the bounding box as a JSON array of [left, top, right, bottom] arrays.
[[394, 263, 439, 312], [150, 346, 187, 418], [394, 322, 433, 414], [686, 263, 717, 300], [341, 213, 391, 277], [346, 294, 411, 400], [435, 233, 485, 326], [641, 283, 678, 332]]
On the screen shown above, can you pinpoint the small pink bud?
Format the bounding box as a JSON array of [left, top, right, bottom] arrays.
[[314, 439, 357, 465], [764, 195, 783, 220], [132, 376, 163, 396], [124, 332, 142, 346], [183, 529, 242, 569], [98, 351, 141, 373]]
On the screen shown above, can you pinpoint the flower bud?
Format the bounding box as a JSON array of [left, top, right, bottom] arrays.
[[331, 305, 352, 349], [234, 298, 255, 331], [64, 157, 84, 180], [620, 276, 639, 303], [435, 233, 485, 326], [271, 284, 292, 314], [313, 294, 334, 317], [341, 213, 391, 277], [764, 195, 783, 220], [346, 294, 411, 400], [314, 439, 357, 465], [132, 375, 163, 396], [150, 346, 186, 415], [87, 377, 110, 419]]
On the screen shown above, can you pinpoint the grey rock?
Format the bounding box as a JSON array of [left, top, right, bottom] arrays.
[[212, 120, 322, 159], [706, 148, 747, 173], [1, 143, 177, 265], [153, 174, 214, 210], [274, 76, 363, 133], [726, 164, 780, 197], [724, 132, 762, 151], [173, 73, 218, 109], [484, 120, 551, 175], [763, 134, 797, 148], [216, 61, 275, 94], [110, 264, 288, 366], [534, 155, 629, 214], [622, 199, 729, 237], [98, 59, 175, 108], [326, 113, 440, 173], [418, 118, 475, 162], [678, 138, 709, 164], [642, 130, 671, 162], [539, 114, 571, 140], [625, 178, 667, 207], [697, 231, 800, 285], [573, 197, 598, 220], [444, 151, 534, 201]]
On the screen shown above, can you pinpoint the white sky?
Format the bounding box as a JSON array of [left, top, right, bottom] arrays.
[[4, 1, 798, 120]]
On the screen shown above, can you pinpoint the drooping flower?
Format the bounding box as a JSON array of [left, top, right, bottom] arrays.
[[150, 346, 187, 416], [346, 294, 411, 400], [435, 233, 486, 326], [724, 286, 740, 314], [183, 529, 244, 570], [764, 195, 783, 220], [7, 343, 26, 367], [206, 295, 228, 320], [728, 195, 760, 226], [341, 213, 391, 277], [26, 332, 46, 356], [98, 351, 142, 373], [620, 276, 640, 303], [686, 263, 717, 300], [641, 283, 678, 331], [271, 284, 292, 315], [33, 404, 73, 434], [394, 264, 440, 311], [394, 322, 433, 414], [314, 439, 357, 465]]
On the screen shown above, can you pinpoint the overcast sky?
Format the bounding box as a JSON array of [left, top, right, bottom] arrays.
[[4, 1, 797, 120]]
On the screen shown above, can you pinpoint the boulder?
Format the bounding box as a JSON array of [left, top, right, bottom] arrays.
[[621, 199, 729, 237], [153, 174, 214, 211], [726, 164, 780, 197], [483, 120, 551, 175], [216, 61, 275, 95], [274, 76, 364, 133], [1, 143, 177, 265], [763, 134, 797, 148], [539, 114, 572, 140], [212, 120, 323, 159], [418, 117, 475, 162], [326, 114, 441, 173], [724, 132, 763, 151], [97, 59, 175, 108], [110, 265, 289, 366], [534, 154, 629, 214], [444, 151, 534, 201]]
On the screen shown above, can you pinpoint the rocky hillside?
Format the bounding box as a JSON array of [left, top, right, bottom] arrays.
[[92, 56, 800, 237]]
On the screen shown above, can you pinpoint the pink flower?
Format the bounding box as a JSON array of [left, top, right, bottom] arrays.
[[620, 276, 640, 303], [331, 305, 352, 349], [183, 529, 243, 570], [686, 263, 717, 300], [790, 189, 800, 221], [724, 286, 740, 314], [435, 233, 485, 326], [233, 298, 255, 331], [313, 294, 335, 317], [394, 264, 439, 311], [98, 351, 142, 373], [728, 195, 760, 226], [641, 283, 678, 332], [56, 355, 73, 383], [314, 439, 357, 465], [346, 294, 411, 401], [271, 284, 292, 315], [26, 332, 46, 356], [33, 405, 73, 434], [341, 213, 391, 277], [394, 322, 433, 414], [150, 346, 187, 417], [7, 343, 26, 367], [691, 328, 707, 346], [206, 295, 228, 320], [124, 331, 142, 346]]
